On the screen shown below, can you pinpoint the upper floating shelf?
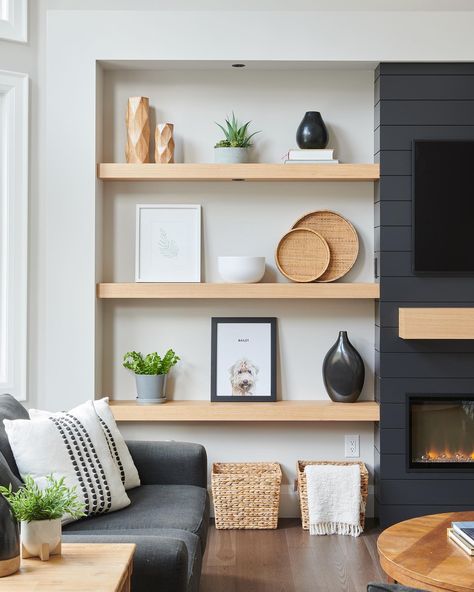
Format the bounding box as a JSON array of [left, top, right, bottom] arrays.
[[97, 282, 380, 299], [97, 163, 380, 182]]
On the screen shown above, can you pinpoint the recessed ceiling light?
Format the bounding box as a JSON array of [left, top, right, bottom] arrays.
[[231, 63, 246, 68]]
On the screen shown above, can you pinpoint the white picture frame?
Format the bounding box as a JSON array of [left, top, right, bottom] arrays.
[[0, 69, 28, 400], [0, 0, 27, 43], [135, 204, 201, 283]]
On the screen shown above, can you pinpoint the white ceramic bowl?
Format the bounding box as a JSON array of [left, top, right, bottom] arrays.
[[218, 256, 266, 283]]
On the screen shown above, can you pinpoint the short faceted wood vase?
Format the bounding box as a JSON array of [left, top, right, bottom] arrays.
[[0, 496, 20, 577], [21, 518, 62, 561], [125, 96, 150, 163], [322, 331, 365, 403], [155, 123, 175, 163]]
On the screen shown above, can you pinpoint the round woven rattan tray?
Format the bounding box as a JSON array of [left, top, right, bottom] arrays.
[[292, 210, 359, 282], [275, 227, 330, 283]]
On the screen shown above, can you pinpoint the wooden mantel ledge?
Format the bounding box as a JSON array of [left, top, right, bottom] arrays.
[[109, 400, 380, 422]]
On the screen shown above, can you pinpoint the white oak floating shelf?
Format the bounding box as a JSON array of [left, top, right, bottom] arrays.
[[97, 282, 380, 300], [97, 163, 380, 182], [109, 400, 380, 422], [399, 307, 474, 340]]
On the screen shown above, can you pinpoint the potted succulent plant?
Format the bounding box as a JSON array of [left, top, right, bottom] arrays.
[[214, 112, 260, 163], [123, 349, 180, 405], [0, 475, 85, 562]]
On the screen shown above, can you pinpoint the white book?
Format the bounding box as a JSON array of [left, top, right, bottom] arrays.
[[287, 149, 335, 161], [284, 159, 339, 164]]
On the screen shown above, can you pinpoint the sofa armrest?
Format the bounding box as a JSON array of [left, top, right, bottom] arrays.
[[126, 440, 207, 488], [63, 534, 188, 592]]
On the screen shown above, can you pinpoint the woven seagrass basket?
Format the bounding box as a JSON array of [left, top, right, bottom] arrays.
[[212, 462, 282, 529], [297, 460, 368, 531]]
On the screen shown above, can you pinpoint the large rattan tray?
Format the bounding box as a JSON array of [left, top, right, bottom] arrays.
[[292, 210, 359, 282]]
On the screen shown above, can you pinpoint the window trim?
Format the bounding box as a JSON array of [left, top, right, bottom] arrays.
[[0, 69, 28, 400]]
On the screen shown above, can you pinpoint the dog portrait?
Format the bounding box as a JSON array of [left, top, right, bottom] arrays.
[[211, 318, 276, 402], [229, 359, 259, 396]]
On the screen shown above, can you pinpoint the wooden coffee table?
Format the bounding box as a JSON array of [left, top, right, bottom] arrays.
[[378, 512, 474, 592], [0, 543, 135, 591]]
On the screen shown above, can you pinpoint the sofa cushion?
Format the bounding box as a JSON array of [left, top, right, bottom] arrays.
[[64, 484, 209, 551], [0, 394, 29, 479], [63, 528, 202, 592]]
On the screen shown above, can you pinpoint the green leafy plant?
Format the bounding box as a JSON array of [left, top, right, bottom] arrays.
[[214, 112, 260, 148], [123, 350, 180, 375], [0, 475, 85, 523]]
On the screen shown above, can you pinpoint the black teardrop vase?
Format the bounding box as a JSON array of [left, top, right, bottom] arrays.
[[296, 111, 329, 149], [0, 495, 20, 576], [323, 331, 365, 403]]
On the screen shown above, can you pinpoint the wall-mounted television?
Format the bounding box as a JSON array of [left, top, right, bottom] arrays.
[[413, 140, 474, 274]]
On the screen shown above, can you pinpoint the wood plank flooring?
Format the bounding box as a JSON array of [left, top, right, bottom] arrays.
[[201, 519, 385, 592]]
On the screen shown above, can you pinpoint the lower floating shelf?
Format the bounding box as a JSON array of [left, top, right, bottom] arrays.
[[109, 400, 380, 422]]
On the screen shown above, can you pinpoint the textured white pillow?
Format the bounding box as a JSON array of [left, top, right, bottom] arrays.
[[29, 398, 140, 491], [4, 400, 130, 523]]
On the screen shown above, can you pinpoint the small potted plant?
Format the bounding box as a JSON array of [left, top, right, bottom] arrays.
[[0, 475, 85, 561], [123, 349, 180, 405], [214, 112, 260, 163]]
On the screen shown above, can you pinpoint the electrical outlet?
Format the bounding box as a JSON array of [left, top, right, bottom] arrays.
[[344, 434, 360, 458]]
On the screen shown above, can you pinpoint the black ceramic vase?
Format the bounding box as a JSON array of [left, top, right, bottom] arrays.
[[322, 331, 365, 403], [0, 495, 20, 576], [296, 111, 329, 149]]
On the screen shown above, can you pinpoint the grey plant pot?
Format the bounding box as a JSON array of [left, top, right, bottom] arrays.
[[135, 374, 168, 405], [214, 147, 250, 164]]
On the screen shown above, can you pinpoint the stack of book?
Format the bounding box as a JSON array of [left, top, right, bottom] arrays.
[[448, 521, 474, 555], [283, 149, 339, 164]]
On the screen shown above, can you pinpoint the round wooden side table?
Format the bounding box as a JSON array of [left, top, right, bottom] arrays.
[[377, 512, 474, 592]]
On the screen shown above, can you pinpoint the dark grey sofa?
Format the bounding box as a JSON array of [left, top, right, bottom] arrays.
[[368, 584, 427, 591], [0, 394, 209, 592]]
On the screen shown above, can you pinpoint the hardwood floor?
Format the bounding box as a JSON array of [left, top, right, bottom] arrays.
[[201, 519, 385, 592]]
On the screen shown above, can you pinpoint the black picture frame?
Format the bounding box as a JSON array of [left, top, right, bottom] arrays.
[[211, 317, 277, 402]]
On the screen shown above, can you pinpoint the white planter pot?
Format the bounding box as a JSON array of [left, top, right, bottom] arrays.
[[21, 519, 62, 561], [214, 147, 250, 164]]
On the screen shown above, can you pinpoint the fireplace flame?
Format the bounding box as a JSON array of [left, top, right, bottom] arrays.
[[420, 449, 474, 462]]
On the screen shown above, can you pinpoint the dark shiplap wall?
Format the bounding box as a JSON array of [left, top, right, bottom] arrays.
[[374, 63, 474, 527]]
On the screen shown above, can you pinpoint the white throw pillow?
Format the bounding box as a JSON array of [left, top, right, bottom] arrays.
[[30, 398, 140, 491], [4, 400, 131, 523]]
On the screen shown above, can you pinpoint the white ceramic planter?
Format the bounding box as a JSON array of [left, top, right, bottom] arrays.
[[135, 373, 168, 404], [214, 147, 250, 163], [21, 518, 61, 561], [218, 256, 266, 283]]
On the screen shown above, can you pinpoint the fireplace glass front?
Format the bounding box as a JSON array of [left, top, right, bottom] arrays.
[[409, 396, 474, 469]]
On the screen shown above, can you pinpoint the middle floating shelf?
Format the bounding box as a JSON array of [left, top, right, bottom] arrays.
[[97, 282, 380, 300]]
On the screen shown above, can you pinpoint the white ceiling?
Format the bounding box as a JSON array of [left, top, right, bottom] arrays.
[[47, 0, 474, 11]]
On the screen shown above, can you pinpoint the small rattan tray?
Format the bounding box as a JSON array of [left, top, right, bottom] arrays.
[[275, 227, 330, 283], [297, 460, 368, 530], [292, 210, 359, 282], [212, 462, 282, 529]]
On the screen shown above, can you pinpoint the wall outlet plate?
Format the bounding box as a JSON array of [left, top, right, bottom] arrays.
[[344, 434, 360, 458]]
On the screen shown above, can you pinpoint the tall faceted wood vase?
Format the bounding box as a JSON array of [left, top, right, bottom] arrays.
[[155, 123, 175, 163], [125, 96, 150, 163]]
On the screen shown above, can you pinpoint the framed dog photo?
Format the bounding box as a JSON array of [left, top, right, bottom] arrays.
[[211, 317, 277, 402], [135, 204, 201, 282]]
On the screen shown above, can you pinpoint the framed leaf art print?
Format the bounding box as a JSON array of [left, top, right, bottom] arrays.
[[135, 204, 201, 282]]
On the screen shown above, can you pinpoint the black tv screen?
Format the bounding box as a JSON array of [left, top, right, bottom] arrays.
[[413, 140, 474, 273]]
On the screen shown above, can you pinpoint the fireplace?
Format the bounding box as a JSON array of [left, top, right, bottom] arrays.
[[409, 395, 474, 470]]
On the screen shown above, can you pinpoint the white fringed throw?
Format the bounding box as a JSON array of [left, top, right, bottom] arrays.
[[305, 464, 362, 537]]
